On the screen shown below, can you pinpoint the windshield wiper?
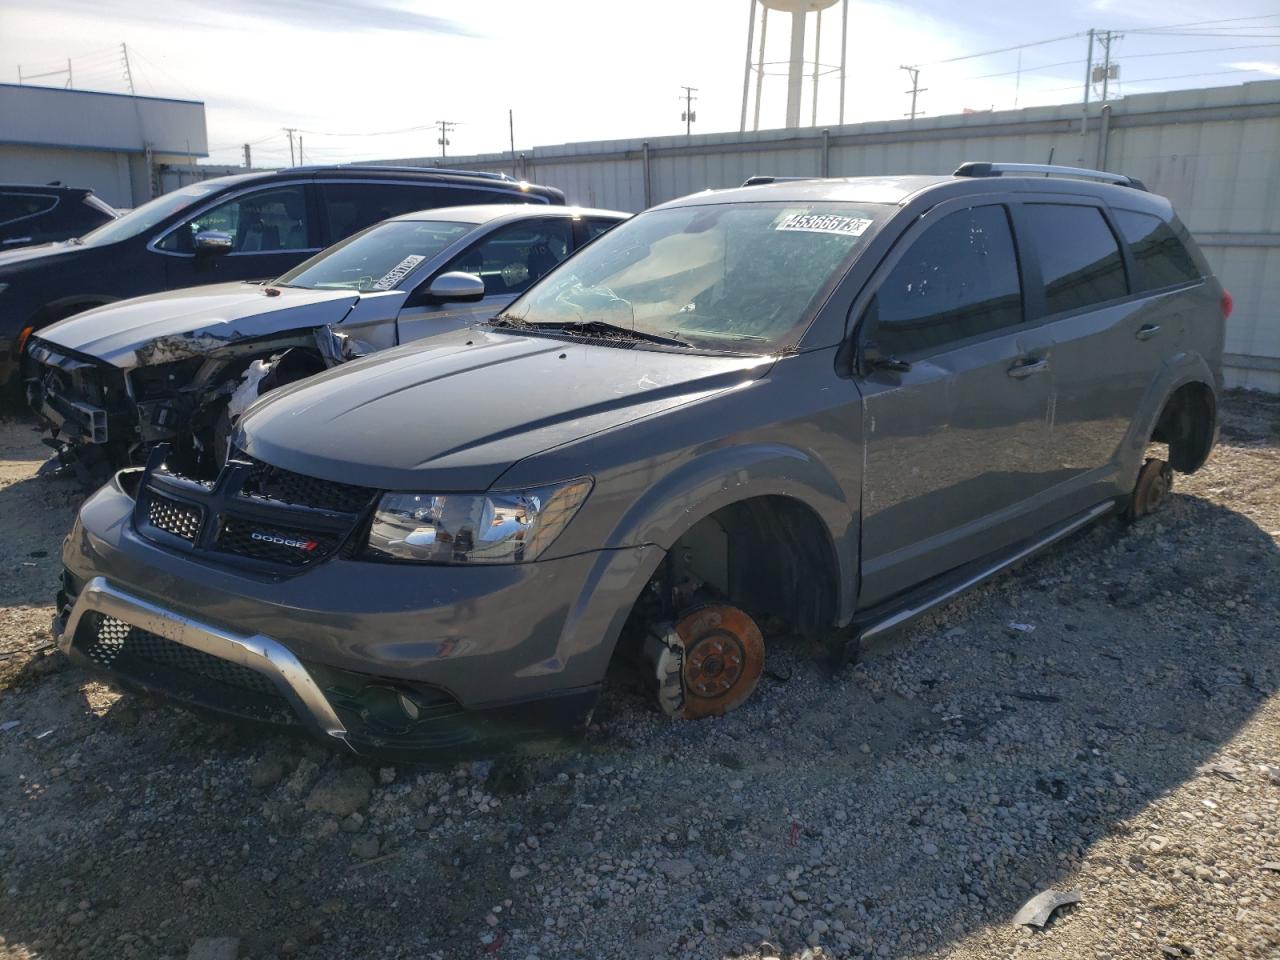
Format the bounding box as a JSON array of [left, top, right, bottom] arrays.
[[529, 319, 692, 348]]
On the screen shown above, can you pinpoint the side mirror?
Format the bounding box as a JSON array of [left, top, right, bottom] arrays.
[[862, 341, 911, 374], [194, 230, 234, 255], [427, 271, 486, 302]]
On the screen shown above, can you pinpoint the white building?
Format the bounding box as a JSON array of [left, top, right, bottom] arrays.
[[0, 83, 208, 208]]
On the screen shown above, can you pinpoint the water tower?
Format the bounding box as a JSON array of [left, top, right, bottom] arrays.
[[740, 0, 849, 131]]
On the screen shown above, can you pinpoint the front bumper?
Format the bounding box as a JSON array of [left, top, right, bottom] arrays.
[[26, 340, 129, 443], [57, 475, 663, 757]]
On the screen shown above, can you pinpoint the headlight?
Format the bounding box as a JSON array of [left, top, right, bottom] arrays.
[[364, 478, 592, 564]]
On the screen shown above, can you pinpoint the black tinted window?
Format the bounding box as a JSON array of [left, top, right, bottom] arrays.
[[0, 193, 57, 226], [1113, 209, 1201, 291], [874, 205, 1022, 356], [319, 182, 535, 244], [1024, 204, 1127, 314]]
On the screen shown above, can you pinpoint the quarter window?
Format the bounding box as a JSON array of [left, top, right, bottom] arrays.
[[157, 186, 310, 254], [1112, 209, 1201, 291], [442, 219, 573, 297], [1023, 204, 1127, 314], [0, 193, 57, 226], [872, 205, 1022, 357]]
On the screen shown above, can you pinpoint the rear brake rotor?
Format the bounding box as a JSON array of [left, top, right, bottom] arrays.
[[669, 604, 765, 720]]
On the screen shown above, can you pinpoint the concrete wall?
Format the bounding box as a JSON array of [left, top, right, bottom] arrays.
[[0, 84, 207, 208], [383, 79, 1280, 392]]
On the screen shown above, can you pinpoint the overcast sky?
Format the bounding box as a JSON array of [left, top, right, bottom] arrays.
[[1, 0, 1278, 167]]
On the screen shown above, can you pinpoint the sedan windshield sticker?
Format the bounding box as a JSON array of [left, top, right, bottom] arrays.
[[775, 213, 873, 237], [373, 255, 426, 290]]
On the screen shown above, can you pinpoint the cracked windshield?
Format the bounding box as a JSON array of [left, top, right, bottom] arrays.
[[503, 200, 890, 351]]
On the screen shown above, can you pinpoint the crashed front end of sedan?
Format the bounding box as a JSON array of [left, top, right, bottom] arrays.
[[26, 322, 358, 482]]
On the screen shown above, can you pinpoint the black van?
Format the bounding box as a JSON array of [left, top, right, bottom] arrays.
[[0, 166, 564, 392], [0, 183, 117, 250]]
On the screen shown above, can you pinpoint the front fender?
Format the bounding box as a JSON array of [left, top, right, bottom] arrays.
[[603, 442, 859, 623]]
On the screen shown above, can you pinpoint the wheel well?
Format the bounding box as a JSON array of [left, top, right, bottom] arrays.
[[630, 495, 840, 640], [1151, 381, 1216, 473]]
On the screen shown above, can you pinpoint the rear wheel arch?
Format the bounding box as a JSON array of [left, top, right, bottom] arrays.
[[1151, 379, 1216, 473]]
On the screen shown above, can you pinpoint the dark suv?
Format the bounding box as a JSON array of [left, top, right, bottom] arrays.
[[0, 166, 564, 392], [55, 162, 1225, 757], [0, 183, 117, 250]]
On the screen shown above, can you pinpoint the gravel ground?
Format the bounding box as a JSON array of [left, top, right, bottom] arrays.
[[0, 392, 1278, 960]]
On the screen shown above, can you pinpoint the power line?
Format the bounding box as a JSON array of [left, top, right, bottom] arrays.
[[914, 32, 1084, 68]]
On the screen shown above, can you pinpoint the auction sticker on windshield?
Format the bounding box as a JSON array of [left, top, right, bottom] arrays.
[[775, 212, 873, 237], [374, 255, 426, 290]]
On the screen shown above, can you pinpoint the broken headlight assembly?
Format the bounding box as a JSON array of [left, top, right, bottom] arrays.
[[363, 478, 592, 564]]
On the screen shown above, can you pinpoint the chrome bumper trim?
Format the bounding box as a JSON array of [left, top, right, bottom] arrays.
[[56, 576, 349, 745]]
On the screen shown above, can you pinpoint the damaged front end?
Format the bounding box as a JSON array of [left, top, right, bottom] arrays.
[[26, 325, 369, 483]]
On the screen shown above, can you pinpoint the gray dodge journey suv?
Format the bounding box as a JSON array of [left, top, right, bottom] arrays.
[[55, 162, 1226, 757]]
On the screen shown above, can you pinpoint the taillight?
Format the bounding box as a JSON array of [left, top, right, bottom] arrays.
[[1220, 290, 1233, 319]]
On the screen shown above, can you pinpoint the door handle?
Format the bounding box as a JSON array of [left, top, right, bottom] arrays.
[[1007, 358, 1050, 379], [1136, 323, 1161, 341]]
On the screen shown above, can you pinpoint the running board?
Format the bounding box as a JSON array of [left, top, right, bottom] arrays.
[[849, 501, 1115, 651]]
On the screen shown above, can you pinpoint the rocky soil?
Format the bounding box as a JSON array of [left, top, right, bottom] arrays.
[[0, 392, 1278, 960]]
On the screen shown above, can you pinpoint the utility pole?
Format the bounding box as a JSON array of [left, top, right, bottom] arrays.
[[1080, 28, 1095, 137], [120, 42, 135, 95], [243, 143, 251, 168], [1093, 30, 1121, 103], [283, 127, 297, 167], [298, 135, 304, 166], [900, 65, 925, 120], [680, 86, 698, 137], [435, 120, 456, 158], [508, 109, 517, 178]]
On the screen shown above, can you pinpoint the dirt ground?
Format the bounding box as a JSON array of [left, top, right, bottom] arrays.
[[0, 393, 1278, 960]]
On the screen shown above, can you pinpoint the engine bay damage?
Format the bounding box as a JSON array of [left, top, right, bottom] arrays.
[[27, 325, 372, 483]]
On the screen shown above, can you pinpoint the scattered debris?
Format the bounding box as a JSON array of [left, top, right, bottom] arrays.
[[1012, 889, 1082, 928], [1007, 622, 1037, 633], [0, 720, 19, 733]]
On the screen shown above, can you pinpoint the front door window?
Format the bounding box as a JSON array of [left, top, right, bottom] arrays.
[[157, 186, 310, 254]]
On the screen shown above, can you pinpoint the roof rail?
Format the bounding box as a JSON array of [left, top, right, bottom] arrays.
[[305, 163, 517, 182], [953, 161, 1147, 191], [741, 175, 821, 187]]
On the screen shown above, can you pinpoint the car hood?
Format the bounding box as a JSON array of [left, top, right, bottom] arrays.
[[238, 327, 772, 491], [36, 282, 363, 368], [0, 239, 88, 272]]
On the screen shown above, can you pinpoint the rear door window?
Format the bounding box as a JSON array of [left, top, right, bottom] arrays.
[[318, 182, 535, 244], [872, 204, 1023, 357], [1112, 209, 1201, 291], [1022, 204, 1128, 314], [584, 217, 621, 241]]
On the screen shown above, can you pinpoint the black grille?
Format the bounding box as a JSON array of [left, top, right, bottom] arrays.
[[216, 518, 338, 567], [147, 495, 202, 542], [83, 615, 280, 698], [239, 456, 375, 514], [135, 450, 376, 573]]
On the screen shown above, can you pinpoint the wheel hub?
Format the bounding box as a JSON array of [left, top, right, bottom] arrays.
[[673, 604, 765, 719]]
